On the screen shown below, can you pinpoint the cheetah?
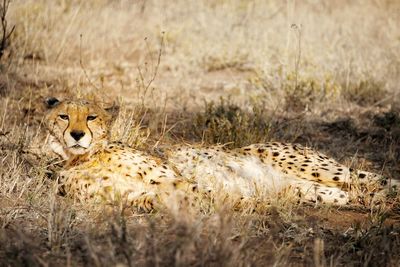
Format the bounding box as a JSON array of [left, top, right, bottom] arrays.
[[45, 98, 194, 211], [44, 98, 398, 210]]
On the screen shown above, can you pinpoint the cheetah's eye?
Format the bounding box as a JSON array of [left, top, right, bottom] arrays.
[[59, 114, 69, 120], [87, 115, 97, 121]]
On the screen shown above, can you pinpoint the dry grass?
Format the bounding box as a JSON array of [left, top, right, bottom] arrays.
[[1, 0, 400, 266]]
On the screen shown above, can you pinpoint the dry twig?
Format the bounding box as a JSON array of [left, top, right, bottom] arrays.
[[0, 0, 15, 60]]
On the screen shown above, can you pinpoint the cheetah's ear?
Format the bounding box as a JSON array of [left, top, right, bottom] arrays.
[[45, 97, 61, 109]]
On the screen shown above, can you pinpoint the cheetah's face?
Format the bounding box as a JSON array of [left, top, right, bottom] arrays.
[[45, 98, 115, 156]]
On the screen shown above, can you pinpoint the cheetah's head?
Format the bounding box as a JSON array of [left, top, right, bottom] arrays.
[[44, 97, 118, 159]]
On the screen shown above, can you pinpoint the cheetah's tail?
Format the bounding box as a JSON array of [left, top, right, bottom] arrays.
[[355, 170, 399, 189]]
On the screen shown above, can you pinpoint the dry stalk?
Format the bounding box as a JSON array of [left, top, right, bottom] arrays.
[[79, 33, 100, 91], [0, 0, 14, 60], [137, 32, 165, 107], [291, 23, 302, 93]]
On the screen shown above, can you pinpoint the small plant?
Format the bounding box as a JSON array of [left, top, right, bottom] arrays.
[[343, 79, 387, 106], [111, 104, 151, 149], [283, 74, 341, 112], [194, 98, 271, 147], [374, 110, 400, 129], [202, 51, 250, 72]]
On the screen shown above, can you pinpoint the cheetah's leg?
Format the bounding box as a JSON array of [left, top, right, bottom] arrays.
[[355, 170, 400, 189], [146, 174, 197, 191], [127, 191, 158, 212], [350, 171, 399, 206], [293, 180, 349, 205]]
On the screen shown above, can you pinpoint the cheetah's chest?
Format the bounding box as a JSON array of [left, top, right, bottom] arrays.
[[60, 146, 180, 202]]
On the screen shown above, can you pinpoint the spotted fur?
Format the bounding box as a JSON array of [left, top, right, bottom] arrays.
[[45, 98, 398, 210]]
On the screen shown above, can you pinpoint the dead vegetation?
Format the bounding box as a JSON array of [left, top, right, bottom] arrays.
[[1, 0, 400, 266]]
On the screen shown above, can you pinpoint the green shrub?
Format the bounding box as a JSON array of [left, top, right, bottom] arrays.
[[194, 98, 271, 148]]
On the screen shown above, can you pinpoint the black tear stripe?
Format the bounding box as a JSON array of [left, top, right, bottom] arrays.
[[62, 114, 70, 140], [86, 119, 94, 146]]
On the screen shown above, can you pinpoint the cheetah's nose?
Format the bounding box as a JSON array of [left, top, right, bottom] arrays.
[[70, 130, 85, 141]]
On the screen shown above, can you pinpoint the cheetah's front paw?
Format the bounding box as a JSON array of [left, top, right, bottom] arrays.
[[129, 192, 158, 213]]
